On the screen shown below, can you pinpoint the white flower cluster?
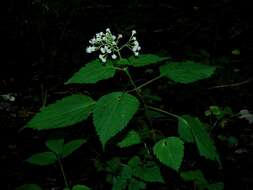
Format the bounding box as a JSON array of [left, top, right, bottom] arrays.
[[86, 28, 141, 63], [129, 30, 141, 56], [86, 28, 118, 63]]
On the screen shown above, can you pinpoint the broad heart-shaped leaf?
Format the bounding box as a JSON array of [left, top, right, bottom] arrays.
[[62, 139, 87, 158], [26, 152, 57, 166], [65, 59, 116, 84], [117, 130, 141, 148], [178, 117, 194, 143], [16, 184, 42, 190], [160, 61, 216, 83], [181, 115, 219, 161], [93, 92, 140, 149], [72, 184, 90, 190], [128, 54, 169, 67], [153, 137, 184, 171], [26, 95, 95, 130], [45, 139, 64, 155]]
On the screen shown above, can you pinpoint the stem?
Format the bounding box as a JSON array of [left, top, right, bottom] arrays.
[[208, 77, 253, 89], [124, 69, 139, 91], [146, 105, 180, 119], [127, 75, 163, 93], [124, 69, 153, 128], [117, 49, 122, 59], [57, 157, 69, 189]]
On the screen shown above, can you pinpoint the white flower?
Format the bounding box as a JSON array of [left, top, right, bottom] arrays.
[[86, 28, 140, 63], [111, 54, 117, 59], [89, 38, 96, 44], [107, 49, 112, 54], [99, 54, 106, 63], [86, 46, 96, 53], [134, 52, 139, 56], [133, 41, 139, 46], [100, 47, 105, 54]]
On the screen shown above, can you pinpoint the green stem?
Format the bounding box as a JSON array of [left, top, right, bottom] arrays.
[[117, 49, 123, 60], [124, 69, 153, 128], [57, 157, 69, 189], [146, 105, 180, 119], [127, 75, 163, 93]]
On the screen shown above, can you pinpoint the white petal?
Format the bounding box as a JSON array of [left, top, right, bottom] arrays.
[[100, 47, 105, 54], [134, 52, 139, 56], [111, 54, 117, 59]]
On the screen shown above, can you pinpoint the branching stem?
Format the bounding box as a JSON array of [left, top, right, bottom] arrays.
[[127, 75, 163, 93], [146, 105, 180, 120]]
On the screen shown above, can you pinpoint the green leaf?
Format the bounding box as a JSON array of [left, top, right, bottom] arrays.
[[128, 54, 169, 67], [72, 184, 90, 190], [26, 152, 57, 165], [117, 130, 141, 148], [16, 184, 42, 190], [114, 58, 131, 66], [65, 59, 116, 84], [112, 176, 127, 190], [93, 92, 139, 149], [26, 95, 95, 130], [62, 139, 87, 158], [128, 178, 146, 190], [128, 156, 164, 183], [128, 156, 141, 168], [205, 182, 224, 190], [45, 139, 64, 155], [181, 115, 219, 161], [180, 170, 208, 186], [160, 61, 216, 83], [106, 157, 122, 173], [112, 166, 132, 190], [178, 117, 194, 143], [133, 162, 164, 183], [153, 137, 184, 171]]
